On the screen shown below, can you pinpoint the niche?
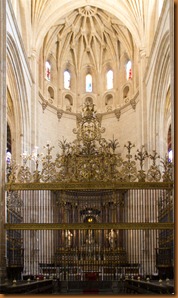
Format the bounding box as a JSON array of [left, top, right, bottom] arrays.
[[65, 94, 73, 112], [105, 94, 113, 111], [48, 86, 54, 103], [123, 85, 130, 103]]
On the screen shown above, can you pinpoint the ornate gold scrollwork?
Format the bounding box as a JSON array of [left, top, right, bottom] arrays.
[[6, 102, 173, 185], [161, 154, 173, 182], [121, 142, 137, 182], [147, 150, 161, 182], [135, 145, 148, 182]]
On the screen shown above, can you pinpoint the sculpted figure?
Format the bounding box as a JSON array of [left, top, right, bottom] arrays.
[[65, 230, 73, 247], [108, 229, 116, 250]]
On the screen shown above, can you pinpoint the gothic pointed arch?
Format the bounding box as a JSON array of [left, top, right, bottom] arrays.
[[7, 33, 32, 159], [148, 31, 171, 157]]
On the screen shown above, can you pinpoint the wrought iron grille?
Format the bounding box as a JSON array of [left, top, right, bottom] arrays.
[[5, 186, 174, 281]]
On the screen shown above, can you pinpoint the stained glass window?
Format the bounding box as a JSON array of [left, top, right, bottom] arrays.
[[86, 74, 92, 92], [126, 60, 132, 80], [168, 125, 172, 162], [45, 61, 51, 81]]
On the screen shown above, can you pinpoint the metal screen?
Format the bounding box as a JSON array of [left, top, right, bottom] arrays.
[[5, 186, 174, 281]]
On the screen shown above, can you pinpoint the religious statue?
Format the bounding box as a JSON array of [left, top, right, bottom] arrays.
[[108, 229, 116, 250], [65, 230, 73, 248]]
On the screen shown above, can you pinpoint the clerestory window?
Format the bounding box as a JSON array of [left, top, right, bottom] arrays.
[[126, 60, 132, 80], [45, 61, 51, 81], [64, 70, 71, 89], [86, 74, 92, 92], [106, 70, 113, 90]]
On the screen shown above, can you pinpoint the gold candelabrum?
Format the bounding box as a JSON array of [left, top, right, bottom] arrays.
[[7, 102, 173, 184]]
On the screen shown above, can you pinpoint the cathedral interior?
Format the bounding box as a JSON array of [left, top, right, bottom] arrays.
[[0, 0, 174, 295]]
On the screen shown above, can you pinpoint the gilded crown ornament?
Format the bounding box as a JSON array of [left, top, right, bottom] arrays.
[[6, 103, 173, 184]]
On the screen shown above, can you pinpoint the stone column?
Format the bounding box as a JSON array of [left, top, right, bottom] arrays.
[[0, 0, 7, 283], [30, 48, 39, 149], [138, 47, 147, 146]]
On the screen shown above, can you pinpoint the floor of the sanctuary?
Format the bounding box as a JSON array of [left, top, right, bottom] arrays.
[[0, 279, 174, 295]]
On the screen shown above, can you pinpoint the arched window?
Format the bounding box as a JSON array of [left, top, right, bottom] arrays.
[[7, 123, 12, 153], [86, 74, 92, 92], [64, 70, 71, 89], [168, 124, 172, 162], [126, 60, 132, 80], [6, 123, 12, 166], [106, 70, 113, 90], [45, 61, 51, 81]]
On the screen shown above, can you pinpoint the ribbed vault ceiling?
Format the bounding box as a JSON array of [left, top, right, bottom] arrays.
[[43, 5, 133, 70], [28, 0, 163, 54]]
